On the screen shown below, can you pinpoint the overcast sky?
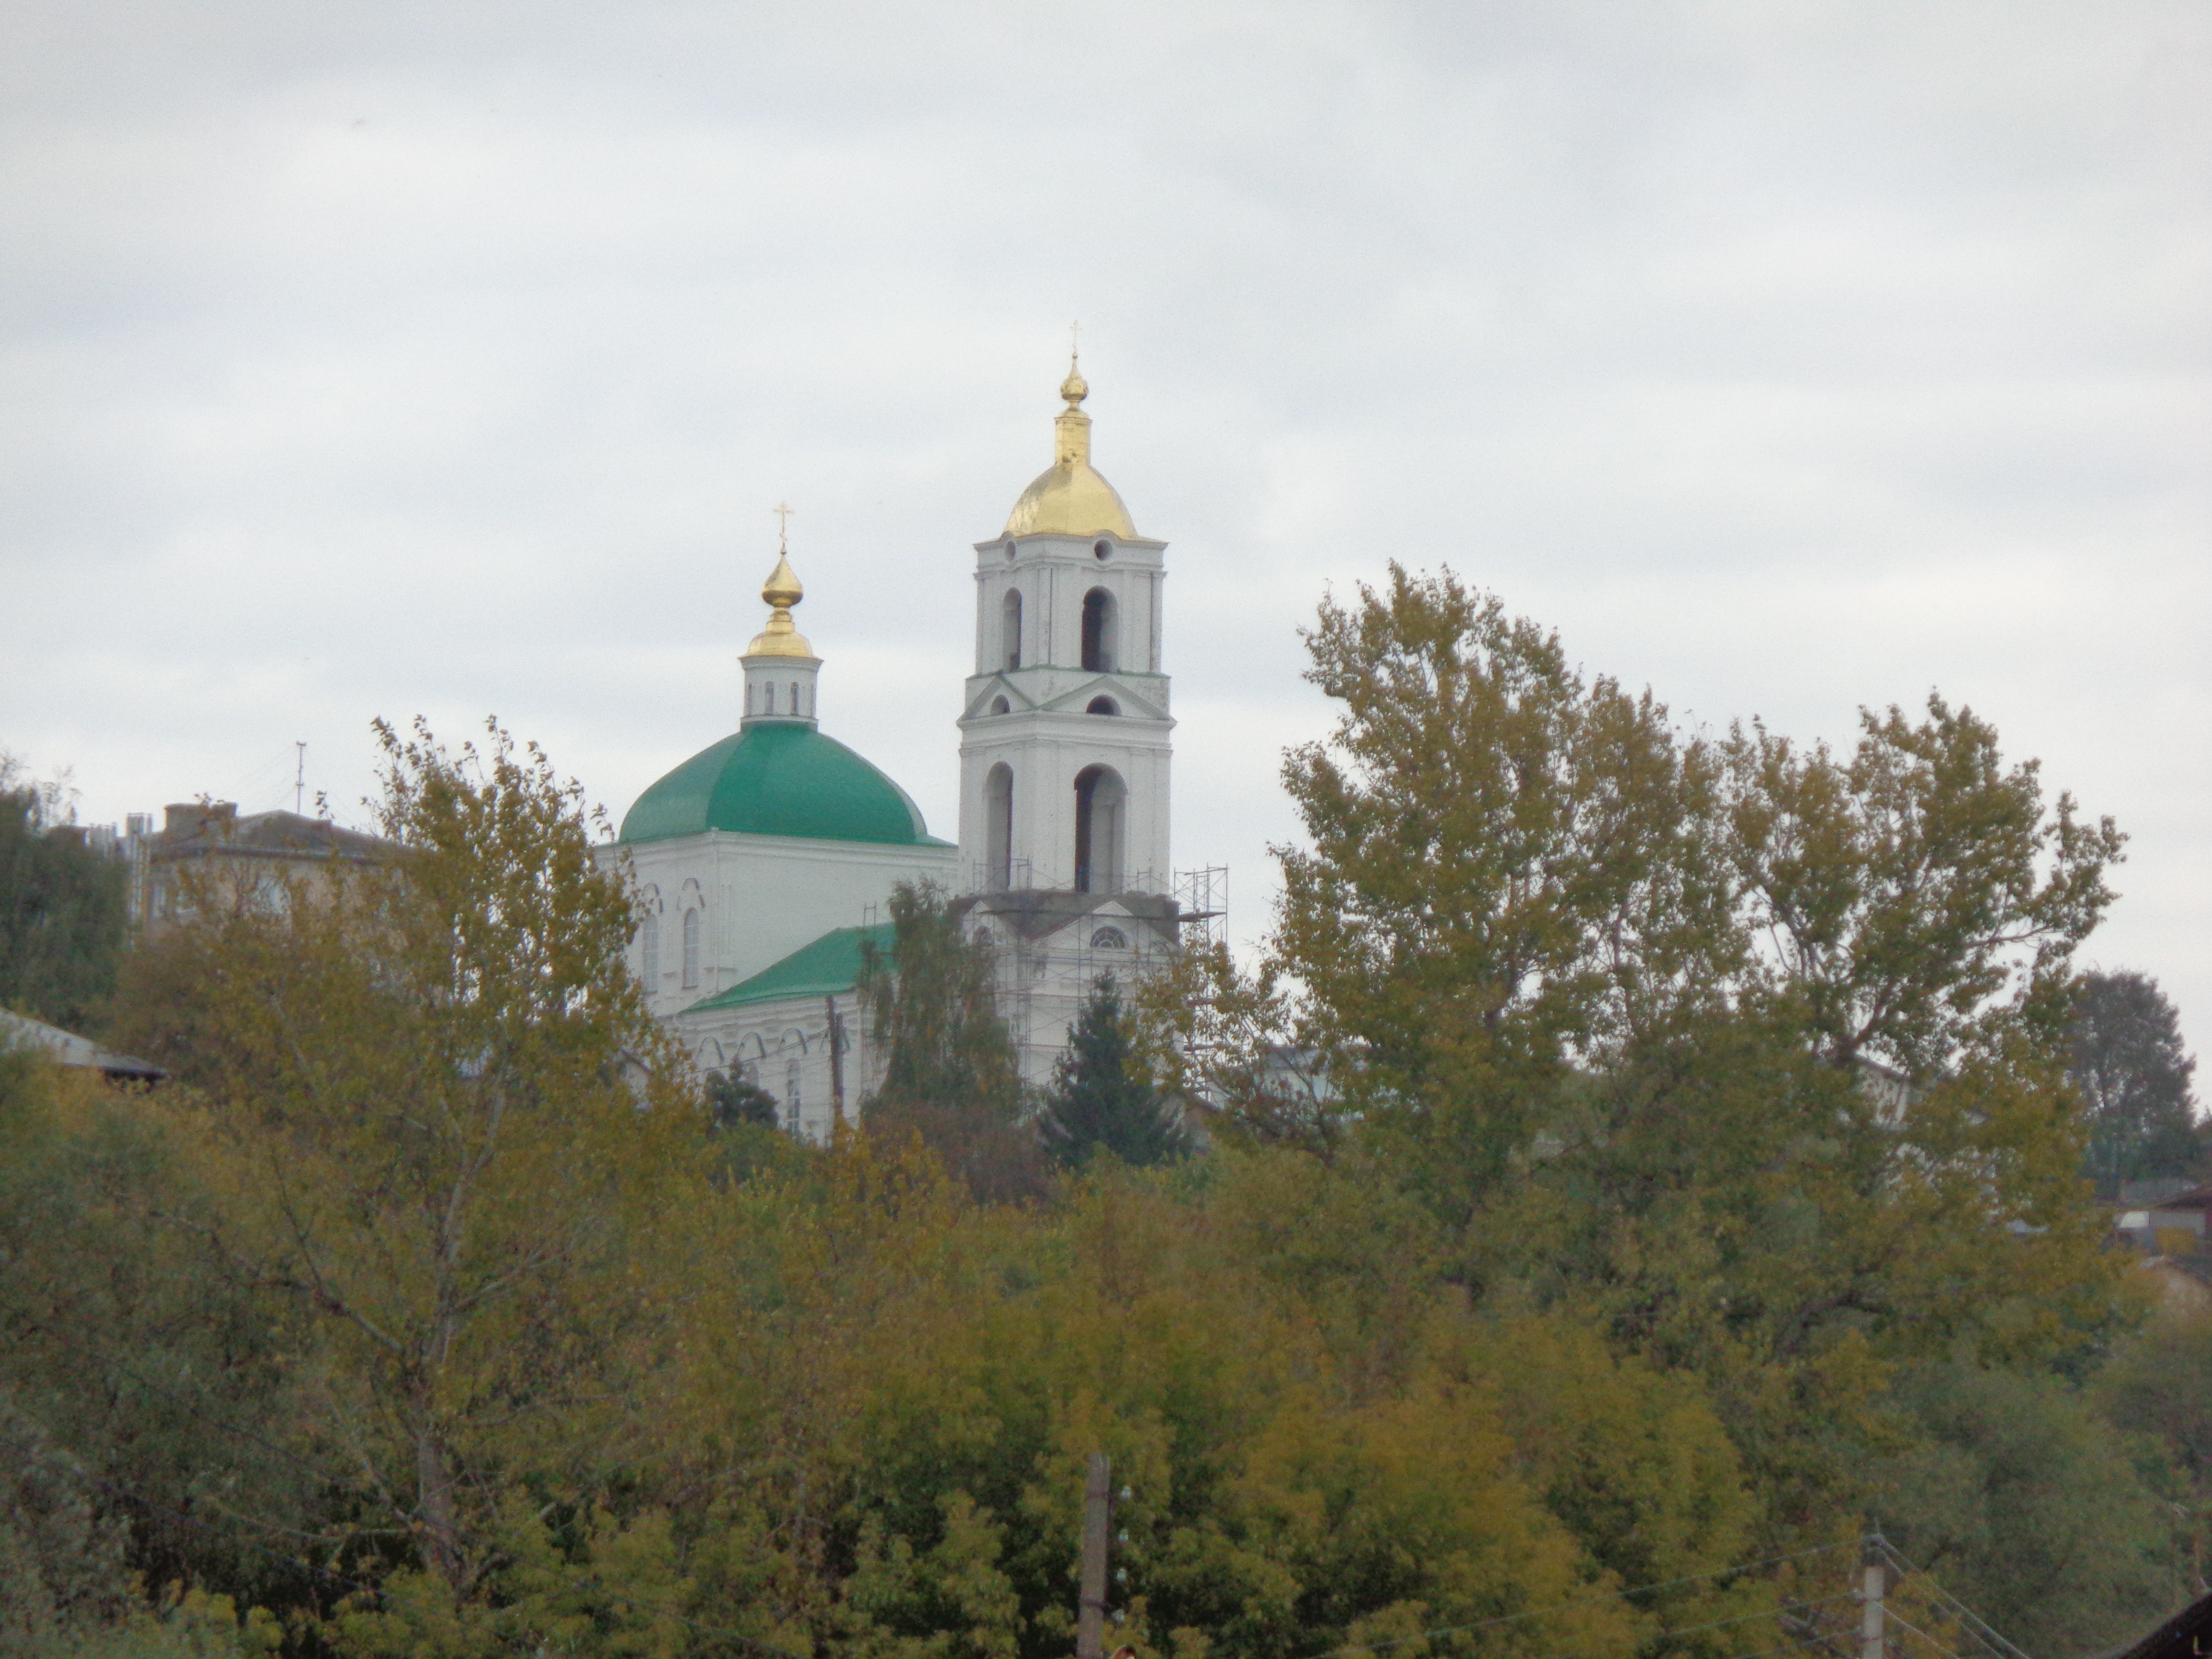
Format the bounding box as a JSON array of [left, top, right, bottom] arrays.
[[3, 1, 2206, 1060]]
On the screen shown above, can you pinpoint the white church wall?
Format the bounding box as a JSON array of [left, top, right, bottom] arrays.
[[606, 832, 957, 1020], [957, 709, 1172, 894], [677, 991, 879, 1145]]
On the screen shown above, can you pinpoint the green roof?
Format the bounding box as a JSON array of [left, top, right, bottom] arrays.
[[619, 722, 948, 847], [685, 923, 893, 1013]]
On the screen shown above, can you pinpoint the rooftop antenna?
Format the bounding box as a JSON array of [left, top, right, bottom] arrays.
[[294, 742, 306, 815]]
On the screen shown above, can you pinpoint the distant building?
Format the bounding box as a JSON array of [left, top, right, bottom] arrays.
[[2114, 1182, 2212, 1255], [127, 802, 394, 932], [0, 1008, 164, 1082]]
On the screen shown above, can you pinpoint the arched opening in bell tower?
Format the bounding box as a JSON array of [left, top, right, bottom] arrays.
[[985, 763, 1014, 891], [1081, 588, 1116, 673], [1073, 764, 1126, 894], [1002, 589, 1023, 671]]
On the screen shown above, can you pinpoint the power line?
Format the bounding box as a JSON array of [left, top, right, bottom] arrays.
[[1884, 1609, 1969, 1659], [1872, 1540, 2035, 1659], [1313, 1589, 1861, 1659]]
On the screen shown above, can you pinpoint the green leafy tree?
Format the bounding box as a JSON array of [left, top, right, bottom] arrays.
[[1723, 696, 2124, 1079], [1275, 567, 1738, 1195], [2069, 971, 2200, 1193], [0, 755, 126, 1030], [0, 1043, 309, 1619], [705, 1068, 781, 1130], [105, 718, 707, 1614], [859, 881, 1041, 1200], [1240, 566, 2129, 1545], [1870, 1359, 2177, 1654], [2099, 1313, 2212, 1604], [1039, 977, 1185, 1169]]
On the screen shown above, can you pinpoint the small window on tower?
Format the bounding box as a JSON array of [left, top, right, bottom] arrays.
[[790, 681, 799, 714], [1091, 926, 1129, 950], [990, 696, 1010, 716], [763, 684, 775, 715], [745, 684, 754, 716], [681, 909, 701, 990], [1086, 696, 1118, 716], [1094, 539, 1112, 560], [1081, 588, 1115, 673]]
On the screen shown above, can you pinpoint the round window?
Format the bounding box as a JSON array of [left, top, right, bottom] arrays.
[[1093, 539, 1112, 560]]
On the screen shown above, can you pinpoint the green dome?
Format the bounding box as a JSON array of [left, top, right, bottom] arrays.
[[619, 723, 946, 847]]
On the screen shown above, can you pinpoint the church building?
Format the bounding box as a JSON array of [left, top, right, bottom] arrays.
[[614, 360, 1187, 1138]]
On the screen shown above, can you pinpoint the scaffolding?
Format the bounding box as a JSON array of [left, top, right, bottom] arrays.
[[1172, 866, 1228, 949]]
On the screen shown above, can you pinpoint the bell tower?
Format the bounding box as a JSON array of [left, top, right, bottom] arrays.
[[957, 357, 1173, 897]]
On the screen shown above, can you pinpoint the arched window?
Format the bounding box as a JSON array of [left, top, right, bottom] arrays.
[[763, 683, 775, 715], [1002, 588, 1023, 671], [1093, 539, 1112, 561], [989, 695, 1010, 716], [1091, 926, 1129, 950], [745, 683, 754, 716], [789, 682, 800, 716], [1086, 696, 1118, 716], [681, 908, 701, 989], [985, 762, 1014, 892], [640, 914, 661, 989], [1073, 765, 1126, 895], [1081, 588, 1115, 673], [785, 1059, 803, 1133]]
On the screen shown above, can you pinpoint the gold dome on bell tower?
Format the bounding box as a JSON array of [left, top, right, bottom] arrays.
[[1003, 349, 1138, 540]]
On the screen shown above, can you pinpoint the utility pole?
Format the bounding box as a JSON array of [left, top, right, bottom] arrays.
[[1860, 1537, 1887, 1659], [1077, 1452, 1111, 1659], [826, 994, 846, 1120], [293, 741, 306, 815]]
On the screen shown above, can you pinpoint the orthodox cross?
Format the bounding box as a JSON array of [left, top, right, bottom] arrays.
[[773, 501, 796, 552]]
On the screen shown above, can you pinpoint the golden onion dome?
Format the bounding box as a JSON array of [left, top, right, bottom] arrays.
[[1003, 358, 1137, 540], [744, 552, 815, 658]]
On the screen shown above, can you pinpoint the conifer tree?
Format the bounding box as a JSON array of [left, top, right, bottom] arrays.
[[1042, 975, 1186, 1168]]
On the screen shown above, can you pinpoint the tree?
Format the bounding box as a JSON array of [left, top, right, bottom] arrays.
[[1870, 1359, 2176, 1655], [1249, 567, 2130, 1547], [104, 717, 706, 1613], [1275, 565, 1738, 1195], [2098, 1312, 2212, 1601], [0, 754, 125, 1031], [0, 1041, 310, 1620], [705, 1068, 782, 1130], [1723, 697, 2124, 1079], [2069, 971, 2200, 1193], [1039, 976, 1184, 1170], [859, 881, 1042, 1200]]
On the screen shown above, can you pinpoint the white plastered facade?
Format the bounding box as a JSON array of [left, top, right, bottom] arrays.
[[954, 521, 1182, 1087], [620, 831, 954, 1021]]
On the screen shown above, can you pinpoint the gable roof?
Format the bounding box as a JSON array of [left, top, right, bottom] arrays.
[[0, 1009, 166, 1081], [684, 922, 893, 1014]]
